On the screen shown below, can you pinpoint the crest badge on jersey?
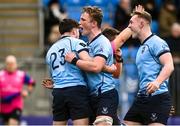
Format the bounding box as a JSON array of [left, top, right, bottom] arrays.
[[141, 46, 146, 54], [102, 107, 108, 114], [98, 46, 104, 53], [150, 113, 157, 121]]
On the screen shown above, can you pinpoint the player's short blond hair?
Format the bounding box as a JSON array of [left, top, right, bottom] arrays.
[[131, 10, 152, 24], [82, 6, 103, 28]]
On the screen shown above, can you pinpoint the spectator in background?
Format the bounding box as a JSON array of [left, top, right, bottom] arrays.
[[44, 0, 67, 52], [0, 55, 35, 125], [166, 23, 180, 63], [113, 0, 131, 31], [177, 7, 180, 23], [144, 0, 158, 21], [48, 24, 61, 44], [159, 0, 177, 39], [44, 23, 61, 55], [144, 0, 159, 33]]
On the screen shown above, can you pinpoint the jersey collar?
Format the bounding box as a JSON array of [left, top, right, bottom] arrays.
[[60, 35, 70, 39], [88, 33, 102, 45], [141, 33, 154, 45]]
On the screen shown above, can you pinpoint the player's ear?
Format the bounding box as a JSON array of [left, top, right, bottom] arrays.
[[140, 20, 144, 29], [71, 28, 76, 36], [91, 20, 97, 28]]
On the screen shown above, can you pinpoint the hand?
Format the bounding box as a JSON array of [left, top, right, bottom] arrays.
[[134, 5, 144, 13], [115, 49, 122, 56], [115, 49, 122, 62], [146, 81, 160, 94], [21, 90, 29, 98], [65, 52, 76, 63], [110, 64, 117, 72], [42, 78, 54, 89]]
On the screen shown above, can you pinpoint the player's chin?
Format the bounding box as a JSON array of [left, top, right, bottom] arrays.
[[132, 33, 138, 39]]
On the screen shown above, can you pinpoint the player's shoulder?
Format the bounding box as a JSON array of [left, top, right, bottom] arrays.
[[147, 34, 167, 47], [46, 39, 61, 54], [152, 35, 166, 44], [15, 70, 25, 77], [100, 34, 109, 41], [69, 37, 86, 43], [0, 70, 5, 76]]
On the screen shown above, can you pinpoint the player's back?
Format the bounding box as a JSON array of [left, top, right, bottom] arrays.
[[46, 36, 87, 88]]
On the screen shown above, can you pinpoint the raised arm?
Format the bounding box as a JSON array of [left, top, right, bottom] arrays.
[[113, 27, 132, 50], [65, 52, 106, 73]]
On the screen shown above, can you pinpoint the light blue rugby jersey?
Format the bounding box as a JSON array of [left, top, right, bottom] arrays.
[[136, 34, 171, 95], [46, 36, 88, 88], [86, 33, 115, 96]]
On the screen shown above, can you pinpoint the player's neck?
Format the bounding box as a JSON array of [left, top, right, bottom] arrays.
[[61, 32, 73, 38], [139, 27, 152, 43], [88, 28, 101, 42]]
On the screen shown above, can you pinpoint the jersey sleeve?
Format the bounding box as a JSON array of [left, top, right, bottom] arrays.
[[94, 42, 109, 61], [24, 73, 35, 86], [152, 40, 170, 58], [76, 40, 89, 53]]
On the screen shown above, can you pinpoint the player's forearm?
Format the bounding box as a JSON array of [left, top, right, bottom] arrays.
[[27, 85, 34, 93], [119, 63, 123, 76], [155, 63, 174, 85], [76, 60, 102, 73], [114, 27, 132, 50], [103, 65, 114, 73]]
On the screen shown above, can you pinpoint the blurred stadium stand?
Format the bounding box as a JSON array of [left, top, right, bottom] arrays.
[[0, 0, 44, 59]]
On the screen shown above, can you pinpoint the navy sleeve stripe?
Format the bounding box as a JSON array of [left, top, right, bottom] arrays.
[[157, 50, 170, 58], [94, 54, 107, 61], [78, 48, 89, 53]]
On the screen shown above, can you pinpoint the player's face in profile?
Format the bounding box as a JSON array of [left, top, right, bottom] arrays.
[[79, 12, 92, 36], [129, 15, 141, 39]]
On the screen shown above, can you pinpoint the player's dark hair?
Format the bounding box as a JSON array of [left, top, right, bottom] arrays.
[[59, 18, 79, 34], [102, 27, 120, 41]]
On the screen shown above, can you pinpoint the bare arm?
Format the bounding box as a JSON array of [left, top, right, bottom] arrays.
[[78, 50, 93, 61], [76, 56, 106, 73], [147, 52, 174, 94], [113, 27, 132, 50], [103, 64, 117, 73], [65, 52, 106, 73], [67, 51, 115, 73], [112, 5, 145, 50]]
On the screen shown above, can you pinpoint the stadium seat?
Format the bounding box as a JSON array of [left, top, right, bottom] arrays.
[[68, 11, 81, 21], [89, 0, 109, 6], [111, 0, 120, 6], [42, 0, 50, 6], [151, 20, 159, 34], [66, 0, 87, 6]]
